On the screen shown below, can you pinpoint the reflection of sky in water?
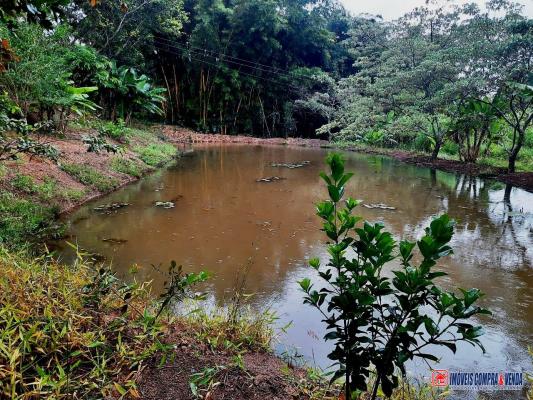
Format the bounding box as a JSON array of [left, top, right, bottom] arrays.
[[56, 146, 533, 397]]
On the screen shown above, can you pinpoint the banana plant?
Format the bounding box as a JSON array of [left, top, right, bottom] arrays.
[[66, 85, 99, 116], [97, 62, 166, 123]]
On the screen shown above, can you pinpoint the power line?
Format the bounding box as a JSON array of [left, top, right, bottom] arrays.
[[154, 36, 296, 78], [152, 38, 304, 84], [152, 37, 318, 85], [152, 40, 305, 92]]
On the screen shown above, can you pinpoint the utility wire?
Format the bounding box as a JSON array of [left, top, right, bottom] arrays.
[[154, 36, 297, 77], [152, 38, 318, 86], [152, 38, 304, 85], [152, 40, 305, 92]]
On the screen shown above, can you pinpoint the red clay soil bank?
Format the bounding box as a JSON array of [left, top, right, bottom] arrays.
[[137, 324, 318, 400]]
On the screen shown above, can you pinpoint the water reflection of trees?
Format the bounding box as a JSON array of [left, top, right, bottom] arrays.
[[59, 148, 533, 350], [443, 174, 533, 270]]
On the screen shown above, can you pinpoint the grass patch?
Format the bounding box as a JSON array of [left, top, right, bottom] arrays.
[[60, 187, 86, 202], [0, 247, 168, 398], [62, 163, 119, 192], [12, 174, 36, 193], [11, 174, 86, 202], [180, 301, 277, 352], [134, 143, 177, 167], [0, 192, 60, 248], [110, 156, 150, 178]]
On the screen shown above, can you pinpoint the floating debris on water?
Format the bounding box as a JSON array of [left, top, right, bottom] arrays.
[[155, 201, 175, 209], [102, 238, 128, 244], [363, 203, 396, 210], [271, 160, 310, 169], [256, 176, 286, 183], [94, 202, 130, 212]]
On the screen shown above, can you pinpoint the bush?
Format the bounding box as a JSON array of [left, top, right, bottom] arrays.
[[97, 118, 130, 142], [413, 134, 432, 153], [299, 154, 489, 399], [134, 143, 177, 167], [62, 163, 119, 192], [0, 247, 209, 398], [441, 140, 459, 156], [0, 249, 163, 398]]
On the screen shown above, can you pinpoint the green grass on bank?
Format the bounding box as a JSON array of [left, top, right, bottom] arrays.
[[110, 156, 152, 178], [331, 139, 533, 173], [133, 143, 177, 167], [0, 192, 61, 248], [11, 174, 85, 202], [62, 163, 120, 192]]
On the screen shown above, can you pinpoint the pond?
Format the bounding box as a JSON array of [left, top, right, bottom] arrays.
[[55, 144, 533, 393]]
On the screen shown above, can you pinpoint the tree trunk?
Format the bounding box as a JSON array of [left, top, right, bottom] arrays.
[[508, 151, 518, 173], [431, 139, 442, 161], [508, 128, 524, 173]]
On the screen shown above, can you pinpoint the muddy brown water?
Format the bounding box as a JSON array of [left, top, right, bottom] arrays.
[[56, 144, 532, 392]]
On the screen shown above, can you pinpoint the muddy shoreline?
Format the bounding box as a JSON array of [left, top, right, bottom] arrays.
[[163, 127, 533, 193], [4, 125, 531, 223]]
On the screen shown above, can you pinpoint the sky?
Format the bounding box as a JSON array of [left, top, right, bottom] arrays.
[[339, 0, 533, 20]]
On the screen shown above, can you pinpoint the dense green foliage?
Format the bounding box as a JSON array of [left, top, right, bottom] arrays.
[[318, 1, 532, 171], [300, 154, 490, 399], [1, 0, 531, 170]]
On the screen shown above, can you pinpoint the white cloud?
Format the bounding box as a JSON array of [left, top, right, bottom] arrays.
[[339, 0, 533, 20]]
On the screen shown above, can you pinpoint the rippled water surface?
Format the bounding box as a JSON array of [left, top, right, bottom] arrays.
[[56, 144, 533, 389]]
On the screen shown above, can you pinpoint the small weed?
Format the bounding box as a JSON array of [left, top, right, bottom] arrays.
[[134, 143, 177, 167], [189, 365, 226, 399], [62, 163, 119, 192], [12, 174, 36, 193]]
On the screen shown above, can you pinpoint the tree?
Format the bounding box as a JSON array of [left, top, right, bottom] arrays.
[[456, 1, 532, 171], [451, 98, 500, 163], [70, 0, 187, 68], [491, 82, 533, 172], [0, 22, 98, 131], [373, 4, 464, 160], [300, 153, 489, 399]]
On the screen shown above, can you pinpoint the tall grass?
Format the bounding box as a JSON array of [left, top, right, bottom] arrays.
[[0, 247, 168, 398]]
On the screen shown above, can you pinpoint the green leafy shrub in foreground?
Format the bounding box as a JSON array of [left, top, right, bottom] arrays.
[[300, 153, 490, 400], [62, 163, 119, 192], [0, 248, 207, 398]]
